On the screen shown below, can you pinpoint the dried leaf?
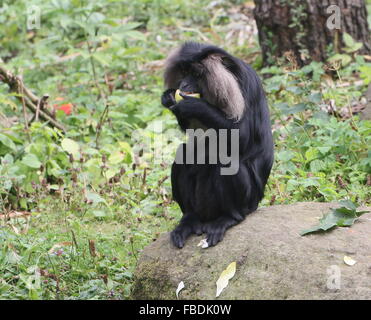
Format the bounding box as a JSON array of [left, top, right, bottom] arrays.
[[343, 256, 357, 266], [197, 239, 209, 249], [89, 239, 97, 257], [176, 281, 185, 299], [216, 262, 236, 297]]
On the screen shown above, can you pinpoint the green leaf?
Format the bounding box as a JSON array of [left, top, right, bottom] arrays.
[[305, 148, 318, 162], [308, 92, 322, 104], [317, 147, 331, 155], [91, 210, 107, 217], [124, 30, 146, 41], [359, 65, 371, 84], [343, 32, 355, 48], [301, 178, 319, 188], [108, 151, 125, 165], [0, 133, 16, 151], [310, 159, 325, 172], [119, 22, 142, 31], [342, 33, 363, 53], [286, 86, 304, 95], [276, 150, 295, 162], [338, 200, 357, 211], [300, 201, 369, 236], [21, 153, 41, 168], [344, 42, 363, 53], [93, 52, 109, 66], [87, 12, 105, 25], [6, 250, 22, 264], [61, 138, 80, 158], [19, 198, 28, 209], [86, 191, 109, 208], [328, 54, 352, 67], [283, 103, 307, 115], [118, 141, 133, 163]]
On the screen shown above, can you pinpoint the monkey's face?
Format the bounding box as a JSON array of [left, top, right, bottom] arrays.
[[176, 61, 207, 96], [164, 43, 246, 121], [178, 74, 201, 95]]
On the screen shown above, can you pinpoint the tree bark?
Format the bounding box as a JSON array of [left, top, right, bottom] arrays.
[[253, 0, 371, 66]]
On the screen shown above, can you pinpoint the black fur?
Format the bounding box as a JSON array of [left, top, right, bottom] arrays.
[[161, 42, 274, 248]]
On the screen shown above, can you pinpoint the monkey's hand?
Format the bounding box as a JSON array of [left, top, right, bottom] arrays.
[[169, 94, 202, 118], [170, 94, 215, 121], [171, 95, 236, 130], [161, 89, 176, 108]]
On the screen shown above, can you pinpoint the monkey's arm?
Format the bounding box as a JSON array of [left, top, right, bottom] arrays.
[[161, 89, 191, 130], [170, 96, 237, 130], [161, 89, 176, 108]]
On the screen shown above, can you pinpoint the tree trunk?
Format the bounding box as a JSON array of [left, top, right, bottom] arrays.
[[253, 0, 371, 66]]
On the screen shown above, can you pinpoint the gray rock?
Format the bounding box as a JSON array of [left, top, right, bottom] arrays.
[[131, 202, 371, 300]]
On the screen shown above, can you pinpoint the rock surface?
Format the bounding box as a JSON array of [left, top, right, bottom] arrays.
[[131, 202, 371, 300]]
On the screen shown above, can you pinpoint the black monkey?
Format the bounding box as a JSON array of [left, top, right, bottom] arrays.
[[161, 42, 274, 248]]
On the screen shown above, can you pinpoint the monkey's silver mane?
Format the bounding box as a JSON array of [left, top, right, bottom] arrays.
[[164, 46, 245, 121]]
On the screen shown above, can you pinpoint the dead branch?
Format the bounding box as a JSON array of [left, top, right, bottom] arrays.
[[0, 65, 66, 132]]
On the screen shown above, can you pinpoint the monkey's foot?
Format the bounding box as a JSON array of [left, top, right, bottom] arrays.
[[171, 219, 203, 248], [170, 225, 191, 249], [203, 217, 237, 247]]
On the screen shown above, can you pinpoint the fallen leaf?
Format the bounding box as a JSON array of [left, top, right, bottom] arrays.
[[176, 281, 185, 299], [197, 239, 209, 249], [216, 262, 236, 297], [300, 201, 369, 236], [344, 256, 357, 266]]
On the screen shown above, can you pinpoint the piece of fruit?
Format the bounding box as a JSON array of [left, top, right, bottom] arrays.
[[175, 89, 200, 103]]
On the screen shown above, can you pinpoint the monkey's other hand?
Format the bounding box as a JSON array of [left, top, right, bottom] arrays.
[[161, 89, 176, 108], [170, 96, 203, 118]]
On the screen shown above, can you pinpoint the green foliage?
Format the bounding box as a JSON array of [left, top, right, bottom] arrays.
[[262, 54, 370, 205], [328, 33, 364, 67]]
